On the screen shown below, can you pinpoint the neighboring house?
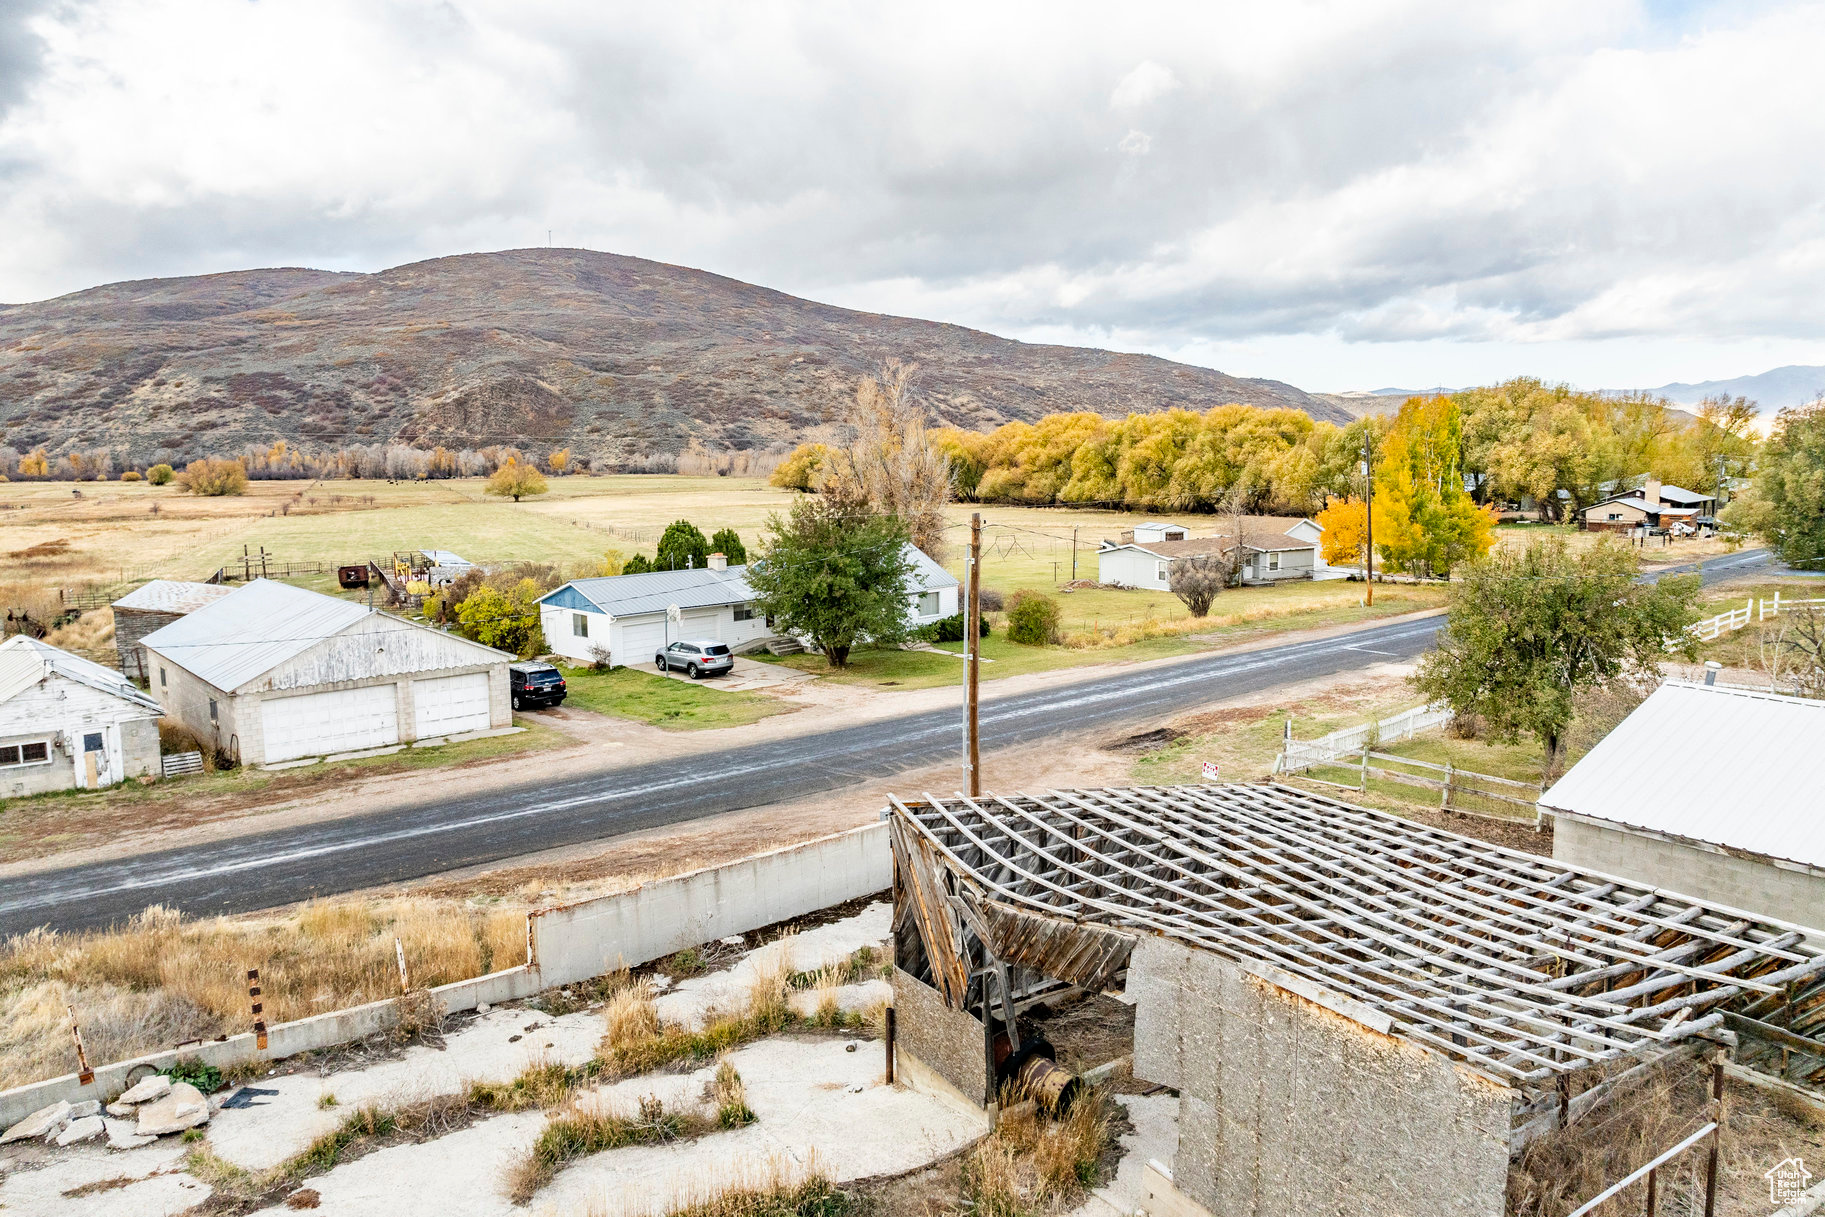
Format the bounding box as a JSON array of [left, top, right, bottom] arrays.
[[140, 579, 512, 767], [110, 579, 234, 682], [1097, 518, 1322, 589], [1581, 477, 1714, 533], [1539, 681, 1825, 936], [420, 550, 475, 586], [0, 635, 162, 796], [539, 544, 960, 669]]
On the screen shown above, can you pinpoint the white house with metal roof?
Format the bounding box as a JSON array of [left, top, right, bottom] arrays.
[[0, 635, 163, 796], [1539, 680, 1825, 935], [539, 545, 960, 668], [140, 579, 513, 767]]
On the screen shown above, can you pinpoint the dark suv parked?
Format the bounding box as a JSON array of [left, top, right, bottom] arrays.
[[655, 641, 735, 679], [509, 662, 567, 710]]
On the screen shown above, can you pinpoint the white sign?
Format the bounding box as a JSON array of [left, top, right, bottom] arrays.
[[666, 604, 683, 625], [1201, 761, 1220, 782]]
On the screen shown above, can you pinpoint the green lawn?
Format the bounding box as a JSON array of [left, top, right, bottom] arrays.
[[555, 665, 790, 730]]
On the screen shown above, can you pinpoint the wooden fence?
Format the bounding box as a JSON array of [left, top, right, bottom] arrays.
[[1286, 743, 1544, 826]]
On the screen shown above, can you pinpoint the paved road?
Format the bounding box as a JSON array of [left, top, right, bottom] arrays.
[[1, 549, 1769, 934]]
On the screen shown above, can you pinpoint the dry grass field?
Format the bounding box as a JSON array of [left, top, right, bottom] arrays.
[[0, 473, 1445, 640]]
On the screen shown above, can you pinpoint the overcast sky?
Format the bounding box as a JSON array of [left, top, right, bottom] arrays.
[[3, 0, 1823, 392]]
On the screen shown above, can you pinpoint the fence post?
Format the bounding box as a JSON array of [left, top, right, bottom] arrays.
[[1441, 761, 1453, 812], [1703, 1057, 1723, 1217], [1359, 748, 1369, 792]]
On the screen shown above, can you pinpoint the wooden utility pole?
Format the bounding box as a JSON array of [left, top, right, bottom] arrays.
[[966, 513, 982, 796], [1362, 432, 1375, 606], [1071, 526, 1079, 581]]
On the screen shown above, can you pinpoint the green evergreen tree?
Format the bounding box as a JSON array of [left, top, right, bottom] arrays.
[[709, 527, 748, 566], [656, 520, 711, 570], [746, 499, 914, 668]]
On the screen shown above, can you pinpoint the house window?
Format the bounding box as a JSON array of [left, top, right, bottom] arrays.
[[0, 741, 52, 767], [1268, 552, 1281, 572], [83, 732, 104, 753], [1607, 513, 1621, 521], [916, 591, 941, 617], [572, 612, 590, 638], [209, 699, 218, 723], [734, 605, 756, 622], [1157, 562, 1169, 582]]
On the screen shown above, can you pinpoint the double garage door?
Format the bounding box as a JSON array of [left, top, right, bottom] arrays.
[[258, 673, 493, 763]]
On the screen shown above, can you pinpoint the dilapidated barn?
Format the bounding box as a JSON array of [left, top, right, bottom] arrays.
[[886, 783, 1825, 1217]]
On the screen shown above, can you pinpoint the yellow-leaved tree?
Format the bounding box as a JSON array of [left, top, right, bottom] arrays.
[[1370, 396, 1496, 577], [485, 458, 548, 503], [1316, 497, 1369, 571]]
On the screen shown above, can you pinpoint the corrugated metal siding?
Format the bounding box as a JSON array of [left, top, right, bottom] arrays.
[[1539, 681, 1825, 869], [254, 613, 508, 693], [0, 635, 160, 712], [109, 580, 234, 615]]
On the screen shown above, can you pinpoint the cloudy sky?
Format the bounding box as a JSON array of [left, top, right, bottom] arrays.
[[3, 0, 1823, 392]]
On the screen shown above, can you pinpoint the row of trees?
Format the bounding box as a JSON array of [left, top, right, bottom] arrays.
[[775, 379, 1762, 527]]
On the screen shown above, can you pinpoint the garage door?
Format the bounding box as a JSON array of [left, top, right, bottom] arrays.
[[260, 685, 399, 763], [616, 618, 667, 669], [414, 672, 492, 738]]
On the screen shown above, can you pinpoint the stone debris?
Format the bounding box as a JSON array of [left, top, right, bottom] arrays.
[[54, 1116, 104, 1147], [117, 1074, 172, 1104], [135, 1082, 210, 1137], [105, 1117, 158, 1150], [106, 1100, 137, 1118], [0, 1100, 71, 1144], [68, 1099, 101, 1120]]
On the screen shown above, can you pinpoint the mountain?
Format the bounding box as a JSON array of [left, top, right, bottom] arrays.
[[0, 249, 1347, 465], [1647, 365, 1825, 412]]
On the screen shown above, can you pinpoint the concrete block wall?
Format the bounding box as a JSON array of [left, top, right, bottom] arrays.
[[1554, 817, 1825, 939], [1131, 936, 1513, 1217], [0, 823, 891, 1129]]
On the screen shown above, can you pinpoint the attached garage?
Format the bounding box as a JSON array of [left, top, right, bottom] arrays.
[[413, 672, 492, 738], [142, 579, 513, 768], [262, 685, 399, 763], [616, 618, 668, 668]]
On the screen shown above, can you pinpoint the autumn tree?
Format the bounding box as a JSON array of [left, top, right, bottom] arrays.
[[1729, 400, 1824, 568], [1316, 497, 1368, 571], [176, 458, 248, 496], [1411, 538, 1700, 774], [1370, 396, 1496, 577], [770, 443, 834, 492], [485, 458, 548, 502], [824, 360, 953, 558], [455, 578, 546, 657], [147, 463, 174, 485], [547, 448, 572, 475]]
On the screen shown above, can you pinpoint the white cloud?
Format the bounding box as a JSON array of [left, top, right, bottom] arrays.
[[1109, 60, 1179, 110], [3, 0, 1825, 389]]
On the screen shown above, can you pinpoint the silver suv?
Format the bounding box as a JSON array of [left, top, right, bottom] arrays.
[[655, 640, 735, 679]]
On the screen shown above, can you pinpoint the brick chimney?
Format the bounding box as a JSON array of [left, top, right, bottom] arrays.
[[1642, 477, 1661, 506], [707, 552, 727, 571]]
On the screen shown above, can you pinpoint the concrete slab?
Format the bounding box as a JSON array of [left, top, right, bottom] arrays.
[[653, 902, 891, 1029], [1067, 1094, 1180, 1217], [258, 757, 321, 771], [323, 745, 405, 762], [207, 1005, 607, 1172], [257, 1037, 989, 1217], [0, 1140, 204, 1217]]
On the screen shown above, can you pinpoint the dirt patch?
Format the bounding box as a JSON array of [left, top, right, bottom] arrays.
[[1025, 991, 1134, 1074], [1279, 776, 1554, 857], [1103, 726, 1185, 753], [1167, 704, 1278, 734], [61, 1175, 139, 1198]]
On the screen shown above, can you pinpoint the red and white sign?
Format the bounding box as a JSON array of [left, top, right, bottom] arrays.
[[1201, 760, 1220, 782]]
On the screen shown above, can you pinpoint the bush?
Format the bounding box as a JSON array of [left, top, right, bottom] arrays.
[[1005, 591, 1061, 645], [920, 612, 989, 643], [979, 587, 1006, 613], [175, 459, 247, 496], [119, 470, 143, 482], [146, 463, 174, 485], [167, 1056, 223, 1094]]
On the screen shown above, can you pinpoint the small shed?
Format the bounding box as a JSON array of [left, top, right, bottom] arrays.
[[110, 580, 235, 682], [140, 579, 513, 766], [0, 635, 162, 795], [1540, 681, 1825, 935]]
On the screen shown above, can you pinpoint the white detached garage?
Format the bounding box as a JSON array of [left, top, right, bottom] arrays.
[[141, 579, 513, 766]]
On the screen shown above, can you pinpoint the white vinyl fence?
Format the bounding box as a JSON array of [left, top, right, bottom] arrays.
[[1689, 593, 1825, 643], [1275, 703, 1453, 773]]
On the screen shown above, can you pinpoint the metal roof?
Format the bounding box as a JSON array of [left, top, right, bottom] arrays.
[[1539, 681, 1825, 869], [890, 782, 1825, 1092], [0, 635, 161, 712], [548, 544, 956, 619], [1584, 494, 1699, 517], [551, 566, 761, 618], [139, 579, 373, 693], [421, 550, 471, 567], [110, 579, 235, 615]]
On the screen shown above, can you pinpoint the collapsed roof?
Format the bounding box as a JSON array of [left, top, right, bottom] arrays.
[[887, 783, 1825, 1095]]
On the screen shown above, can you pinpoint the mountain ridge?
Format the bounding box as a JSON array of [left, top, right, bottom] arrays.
[[0, 248, 1348, 465]]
